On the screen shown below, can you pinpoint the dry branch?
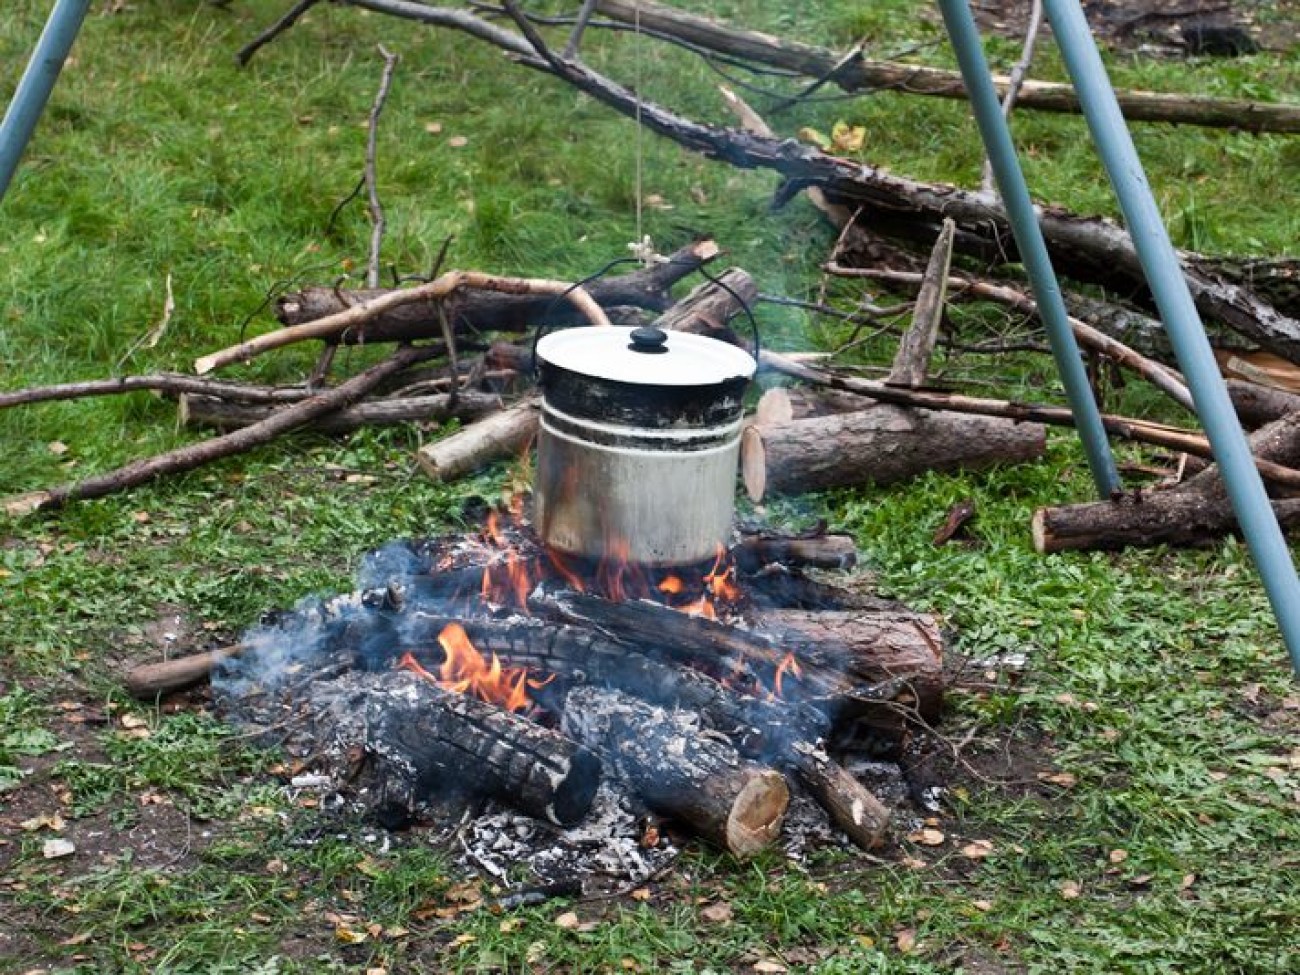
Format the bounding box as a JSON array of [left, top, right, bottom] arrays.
[[179, 390, 501, 434], [196, 272, 613, 375], [886, 219, 954, 387], [594, 0, 1300, 134], [5, 343, 441, 516], [275, 238, 719, 341]]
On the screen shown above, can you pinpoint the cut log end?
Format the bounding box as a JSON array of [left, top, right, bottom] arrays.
[[1030, 507, 1049, 554], [548, 748, 604, 826], [726, 769, 790, 857]]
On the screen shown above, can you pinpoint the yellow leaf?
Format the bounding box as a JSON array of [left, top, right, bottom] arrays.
[[334, 926, 367, 945], [830, 121, 866, 153], [960, 839, 994, 860], [554, 911, 580, 930], [796, 127, 828, 150]]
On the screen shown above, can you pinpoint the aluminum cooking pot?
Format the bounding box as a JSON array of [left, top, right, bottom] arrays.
[[534, 325, 757, 566]]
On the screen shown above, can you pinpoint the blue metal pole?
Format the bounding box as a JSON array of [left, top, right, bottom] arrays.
[[1042, 0, 1300, 675], [936, 0, 1120, 498], [0, 0, 92, 207]]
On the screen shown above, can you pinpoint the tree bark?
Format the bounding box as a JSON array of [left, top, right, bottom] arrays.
[[742, 407, 1047, 501], [562, 686, 789, 856], [1033, 410, 1300, 552], [594, 0, 1300, 134], [179, 390, 501, 434], [657, 267, 758, 343], [365, 672, 602, 827], [275, 239, 721, 341], [415, 397, 540, 482]]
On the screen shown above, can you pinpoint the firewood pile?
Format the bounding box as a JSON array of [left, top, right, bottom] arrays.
[[200, 512, 944, 872]]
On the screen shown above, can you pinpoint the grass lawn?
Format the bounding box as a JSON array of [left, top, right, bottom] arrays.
[[1, 1, 1298, 972]]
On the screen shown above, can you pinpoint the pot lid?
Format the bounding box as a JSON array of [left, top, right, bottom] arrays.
[[537, 326, 756, 387]]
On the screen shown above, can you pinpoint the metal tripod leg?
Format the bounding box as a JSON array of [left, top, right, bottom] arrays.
[[1041, 0, 1300, 674], [935, 0, 1120, 498], [938, 0, 1300, 674], [0, 0, 92, 207]]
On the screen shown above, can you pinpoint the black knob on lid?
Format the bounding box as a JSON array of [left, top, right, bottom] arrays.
[[628, 326, 669, 354]]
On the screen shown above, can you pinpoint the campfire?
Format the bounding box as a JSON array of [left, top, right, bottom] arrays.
[[205, 502, 946, 878]]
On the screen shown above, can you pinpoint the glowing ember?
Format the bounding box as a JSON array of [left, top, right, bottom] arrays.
[[397, 623, 551, 713]]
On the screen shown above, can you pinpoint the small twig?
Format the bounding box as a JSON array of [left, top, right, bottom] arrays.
[[436, 304, 460, 409], [981, 0, 1044, 194], [562, 0, 600, 59], [365, 46, 400, 289], [236, 0, 322, 67]]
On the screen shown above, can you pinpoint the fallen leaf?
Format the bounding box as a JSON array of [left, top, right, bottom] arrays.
[[796, 127, 828, 149], [1059, 880, 1081, 900], [334, 926, 367, 945], [448, 135, 468, 148], [20, 812, 66, 832], [753, 961, 788, 973], [1108, 849, 1129, 864], [830, 120, 866, 153], [907, 827, 946, 846], [500, 918, 523, 934], [47, 441, 68, 456], [59, 931, 93, 946], [960, 839, 994, 860], [424, 121, 443, 134], [131, 511, 151, 524], [895, 928, 917, 954], [972, 899, 993, 912], [1181, 873, 1197, 890], [553, 911, 580, 930], [120, 713, 149, 730], [700, 901, 733, 923], [366, 968, 388, 975], [43, 838, 75, 859], [629, 887, 651, 901], [451, 932, 476, 948]]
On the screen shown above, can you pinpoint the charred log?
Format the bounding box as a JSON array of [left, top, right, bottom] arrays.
[[561, 686, 788, 856], [363, 672, 601, 826]]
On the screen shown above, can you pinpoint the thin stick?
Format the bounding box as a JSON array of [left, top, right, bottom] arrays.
[[194, 271, 613, 374], [0, 374, 320, 411], [5, 344, 441, 516], [365, 46, 400, 288], [759, 351, 1300, 489], [887, 218, 955, 386], [236, 0, 322, 67], [562, 0, 601, 59], [829, 264, 1195, 413], [981, 0, 1044, 194]]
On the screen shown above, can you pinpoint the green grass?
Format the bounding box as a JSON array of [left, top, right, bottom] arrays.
[[2, 1, 1299, 972]]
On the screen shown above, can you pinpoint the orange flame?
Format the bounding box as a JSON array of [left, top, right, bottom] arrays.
[[773, 651, 804, 699], [397, 623, 551, 713], [657, 575, 684, 596]]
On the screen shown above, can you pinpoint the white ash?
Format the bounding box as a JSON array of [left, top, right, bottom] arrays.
[[429, 782, 678, 886]]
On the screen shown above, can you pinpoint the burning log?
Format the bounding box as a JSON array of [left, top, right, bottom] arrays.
[[562, 686, 788, 857], [396, 615, 887, 848], [416, 397, 540, 482], [741, 406, 1047, 501], [755, 610, 945, 724], [540, 592, 943, 723], [730, 532, 858, 572], [364, 672, 601, 827]]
